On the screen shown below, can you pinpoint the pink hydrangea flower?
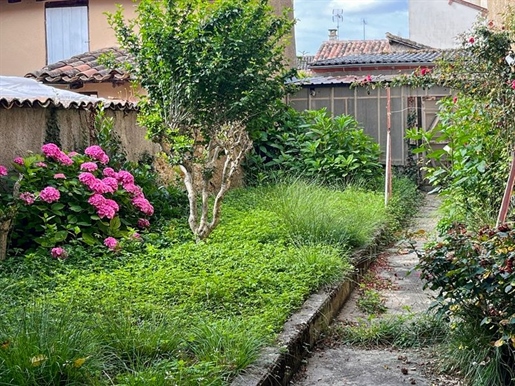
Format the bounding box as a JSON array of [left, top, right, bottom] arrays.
[[420, 67, 431, 76], [104, 237, 118, 251], [54, 173, 66, 179], [90, 179, 115, 194], [469, 37, 475, 43], [132, 196, 154, 216], [85, 145, 109, 164], [88, 193, 105, 207], [132, 232, 141, 239], [137, 218, 150, 228], [123, 183, 142, 197], [41, 143, 61, 158], [96, 199, 119, 219], [103, 167, 117, 178], [88, 194, 119, 219], [56, 152, 73, 166], [80, 162, 98, 172], [102, 177, 119, 191], [39, 186, 60, 203], [79, 172, 96, 186], [0, 165, 7, 176], [19, 192, 36, 205], [13, 157, 24, 165], [511, 80, 515, 90], [68, 151, 79, 157], [51, 247, 67, 259], [36, 162, 47, 168], [117, 170, 134, 185]]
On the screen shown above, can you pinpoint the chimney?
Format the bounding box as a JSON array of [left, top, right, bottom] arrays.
[[328, 29, 338, 40]]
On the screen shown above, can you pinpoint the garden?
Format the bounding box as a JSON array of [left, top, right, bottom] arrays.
[[0, 1, 423, 384], [3, 0, 515, 385]]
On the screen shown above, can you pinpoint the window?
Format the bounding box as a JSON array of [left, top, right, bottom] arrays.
[[45, 0, 89, 64]]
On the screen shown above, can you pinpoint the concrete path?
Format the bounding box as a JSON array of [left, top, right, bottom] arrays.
[[290, 194, 463, 386]]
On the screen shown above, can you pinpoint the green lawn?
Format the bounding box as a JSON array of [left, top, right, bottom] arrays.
[[0, 180, 416, 385]]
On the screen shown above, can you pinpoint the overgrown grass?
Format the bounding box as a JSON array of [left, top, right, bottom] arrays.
[[0, 180, 392, 385], [334, 312, 448, 349], [263, 180, 386, 249], [437, 320, 515, 386]]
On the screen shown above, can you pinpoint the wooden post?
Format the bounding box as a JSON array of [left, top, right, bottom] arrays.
[[385, 86, 392, 206], [496, 150, 515, 227]]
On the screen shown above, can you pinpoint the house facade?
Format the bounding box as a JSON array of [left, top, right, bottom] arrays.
[[1, 0, 295, 99], [0, 0, 137, 78], [409, 0, 488, 48]]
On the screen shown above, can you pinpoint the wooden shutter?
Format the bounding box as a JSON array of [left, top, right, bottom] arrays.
[[46, 5, 89, 64]]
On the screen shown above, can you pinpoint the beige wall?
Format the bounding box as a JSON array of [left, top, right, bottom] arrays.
[[409, 0, 482, 48], [0, 0, 136, 77], [488, 0, 515, 25], [0, 106, 159, 167]]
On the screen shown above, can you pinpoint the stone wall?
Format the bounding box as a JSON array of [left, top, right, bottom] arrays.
[[0, 106, 160, 167]]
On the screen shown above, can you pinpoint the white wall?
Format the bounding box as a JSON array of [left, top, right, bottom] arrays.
[[409, 0, 482, 48]]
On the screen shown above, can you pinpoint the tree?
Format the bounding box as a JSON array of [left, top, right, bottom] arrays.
[[107, 0, 295, 240]]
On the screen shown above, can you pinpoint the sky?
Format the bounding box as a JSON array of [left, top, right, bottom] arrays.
[[293, 0, 409, 55]]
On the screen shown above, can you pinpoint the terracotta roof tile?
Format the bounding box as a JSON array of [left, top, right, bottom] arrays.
[[25, 47, 133, 85], [314, 39, 390, 61], [313, 33, 434, 62]]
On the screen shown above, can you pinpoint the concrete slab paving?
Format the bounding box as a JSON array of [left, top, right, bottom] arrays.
[[290, 194, 464, 386]]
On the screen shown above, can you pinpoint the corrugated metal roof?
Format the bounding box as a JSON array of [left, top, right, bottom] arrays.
[[290, 74, 398, 86], [310, 50, 442, 67], [0, 76, 137, 110]]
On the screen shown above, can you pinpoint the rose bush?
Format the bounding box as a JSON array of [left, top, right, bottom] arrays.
[[1, 143, 154, 256]]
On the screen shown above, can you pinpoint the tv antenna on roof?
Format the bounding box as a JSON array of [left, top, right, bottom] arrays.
[[362, 18, 367, 40], [332, 9, 343, 39]]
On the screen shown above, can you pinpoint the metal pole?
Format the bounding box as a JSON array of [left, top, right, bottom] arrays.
[[496, 150, 515, 227], [385, 86, 392, 206]]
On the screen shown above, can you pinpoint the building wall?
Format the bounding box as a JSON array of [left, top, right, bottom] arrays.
[[0, 0, 137, 77], [409, 0, 483, 48], [488, 0, 514, 25], [0, 106, 159, 167]]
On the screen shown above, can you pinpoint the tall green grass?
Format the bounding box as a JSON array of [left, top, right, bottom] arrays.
[[266, 180, 386, 248], [0, 304, 101, 385]]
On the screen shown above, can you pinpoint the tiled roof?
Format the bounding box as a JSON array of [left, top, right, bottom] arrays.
[[296, 55, 315, 70], [0, 76, 136, 110], [314, 39, 390, 61], [309, 50, 442, 67], [25, 47, 133, 85], [313, 33, 433, 62], [385, 33, 433, 50]]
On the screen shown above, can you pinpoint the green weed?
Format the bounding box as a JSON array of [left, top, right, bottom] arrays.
[[335, 313, 448, 349]]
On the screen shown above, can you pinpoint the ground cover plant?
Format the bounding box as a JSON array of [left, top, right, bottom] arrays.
[[0, 180, 400, 385]]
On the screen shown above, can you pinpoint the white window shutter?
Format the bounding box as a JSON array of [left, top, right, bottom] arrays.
[[46, 6, 89, 64]]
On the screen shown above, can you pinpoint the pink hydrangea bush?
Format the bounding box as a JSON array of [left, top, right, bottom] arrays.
[[4, 143, 155, 255]]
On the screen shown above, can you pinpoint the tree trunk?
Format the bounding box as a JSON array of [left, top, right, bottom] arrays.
[[0, 219, 12, 261]]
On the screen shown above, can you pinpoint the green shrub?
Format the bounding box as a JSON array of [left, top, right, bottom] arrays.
[[247, 108, 382, 186], [406, 96, 509, 230], [419, 223, 515, 382], [2, 144, 155, 255]]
